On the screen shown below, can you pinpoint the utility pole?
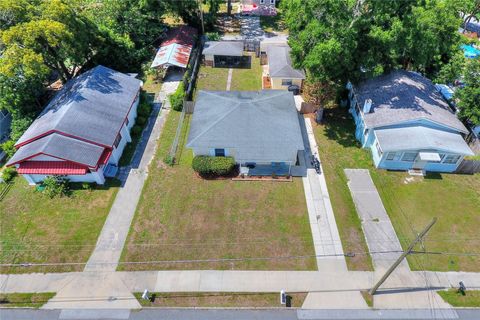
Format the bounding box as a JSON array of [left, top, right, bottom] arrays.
[[227, 0, 232, 15], [198, 0, 205, 34], [369, 218, 437, 296]]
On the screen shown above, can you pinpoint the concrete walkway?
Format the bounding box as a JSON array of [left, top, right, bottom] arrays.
[[344, 169, 409, 272], [226, 68, 233, 90], [41, 73, 181, 309], [300, 118, 346, 272], [298, 118, 367, 309], [3, 270, 480, 296], [344, 169, 455, 313]]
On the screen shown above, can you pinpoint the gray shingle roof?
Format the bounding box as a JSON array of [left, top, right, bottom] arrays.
[[16, 65, 142, 147], [375, 126, 474, 155], [7, 133, 105, 167], [353, 70, 468, 134], [187, 90, 304, 162], [266, 45, 305, 79], [202, 41, 244, 56]]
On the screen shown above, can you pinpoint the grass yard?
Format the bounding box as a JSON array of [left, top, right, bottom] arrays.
[[374, 169, 480, 271], [196, 65, 229, 92], [438, 289, 480, 307], [230, 54, 263, 91], [313, 106, 480, 272], [0, 293, 55, 308], [119, 110, 316, 271], [312, 109, 374, 271], [0, 178, 120, 273], [134, 292, 307, 308]]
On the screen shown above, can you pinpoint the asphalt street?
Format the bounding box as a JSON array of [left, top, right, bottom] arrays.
[[2, 309, 480, 320]]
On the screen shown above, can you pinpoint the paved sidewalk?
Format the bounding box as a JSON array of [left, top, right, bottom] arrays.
[[4, 270, 480, 294], [344, 169, 409, 272], [226, 68, 233, 90], [300, 117, 346, 272], [84, 107, 169, 273], [344, 169, 456, 312], [299, 118, 366, 309], [42, 73, 181, 308]]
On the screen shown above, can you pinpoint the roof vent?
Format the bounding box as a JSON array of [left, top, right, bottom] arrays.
[[363, 99, 373, 114]]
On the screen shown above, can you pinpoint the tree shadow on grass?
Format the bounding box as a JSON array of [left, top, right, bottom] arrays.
[[322, 107, 362, 148]]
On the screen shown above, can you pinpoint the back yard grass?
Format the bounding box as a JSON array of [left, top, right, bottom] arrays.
[[314, 106, 480, 272], [0, 178, 119, 273], [194, 54, 262, 95], [119, 109, 316, 271]]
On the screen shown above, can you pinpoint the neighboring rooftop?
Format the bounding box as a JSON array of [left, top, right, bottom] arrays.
[[151, 25, 198, 68], [375, 126, 474, 155], [187, 90, 304, 162], [353, 70, 468, 134], [202, 41, 244, 57], [16, 65, 141, 148], [266, 45, 305, 79]]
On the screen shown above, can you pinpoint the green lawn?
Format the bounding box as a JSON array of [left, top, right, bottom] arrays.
[[0, 293, 55, 308], [313, 106, 480, 272], [195, 54, 262, 93], [438, 289, 480, 307], [230, 54, 263, 91], [374, 169, 480, 271], [0, 178, 120, 273], [312, 109, 374, 271], [134, 292, 307, 308], [119, 110, 316, 271], [196, 65, 229, 92]]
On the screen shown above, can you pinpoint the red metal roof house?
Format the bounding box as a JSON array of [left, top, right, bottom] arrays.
[[151, 25, 198, 69], [6, 65, 142, 185]]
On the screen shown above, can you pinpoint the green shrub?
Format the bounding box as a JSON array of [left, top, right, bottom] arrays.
[[43, 176, 70, 198], [136, 116, 147, 126], [205, 32, 220, 41], [192, 156, 236, 176], [169, 82, 185, 111], [131, 125, 143, 136], [0, 140, 16, 159], [137, 102, 152, 117], [82, 182, 93, 190], [1, 167, 17, 183], [163, 154, 175, 166]]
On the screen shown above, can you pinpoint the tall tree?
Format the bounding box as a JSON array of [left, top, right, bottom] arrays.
[[281, 0, 462, 84], [455, 59, 480, 126]]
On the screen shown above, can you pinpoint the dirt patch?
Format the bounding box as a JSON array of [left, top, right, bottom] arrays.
[[136, 292, 307, 308]]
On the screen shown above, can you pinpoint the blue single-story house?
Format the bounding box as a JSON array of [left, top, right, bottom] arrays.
[[347, 70, 474, 173]]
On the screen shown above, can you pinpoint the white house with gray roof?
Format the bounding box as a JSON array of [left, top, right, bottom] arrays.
[[263, 45, 305, 91], [187, 90, 304, 176], [348, 70, 473, 173], [6, 65, 142, 185]]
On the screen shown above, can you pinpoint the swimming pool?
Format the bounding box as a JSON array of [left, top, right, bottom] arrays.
[[461, 44, 480, 58]]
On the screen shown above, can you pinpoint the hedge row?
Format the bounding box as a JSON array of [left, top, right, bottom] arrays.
[[169, 82, 185, 111], [192, 155, 236, 176]]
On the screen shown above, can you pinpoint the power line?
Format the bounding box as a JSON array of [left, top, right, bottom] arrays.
[[0, 250, 397, 268], [3, 249, 480, 268]]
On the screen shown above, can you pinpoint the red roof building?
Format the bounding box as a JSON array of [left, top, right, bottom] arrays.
[[151, 26, 198, 69]]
